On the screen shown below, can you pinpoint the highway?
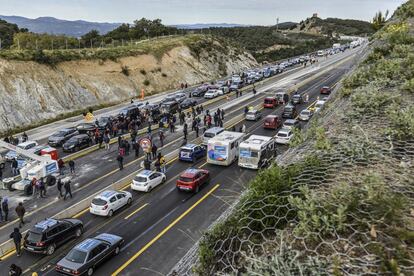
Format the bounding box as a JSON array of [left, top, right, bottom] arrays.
[[0, 45, 366, 275]]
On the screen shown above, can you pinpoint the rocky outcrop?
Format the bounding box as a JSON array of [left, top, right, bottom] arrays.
[[0, 40, 257, 133]]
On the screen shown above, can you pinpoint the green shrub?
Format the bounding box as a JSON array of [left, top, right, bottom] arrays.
[[386, 105, 414, 139], [143, 79, 150, 86], [402, 78, 414, 93]]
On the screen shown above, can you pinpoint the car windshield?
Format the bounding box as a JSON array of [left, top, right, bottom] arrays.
[[179, 176, 193, 183], [66, 137, 78, 144], [204, 133, 215, 138], [284, 121, 294, 126], [278, 132, 288, 138], [247, 111, 256, 116], [134, 176, 147, 182], [92, 198, 107, 206], [98, 118, 109, 124], [26, 231, 43, 242], [53, 131, 66, 137], [181, 148, 192, 153], [66, 249, 87, 263], [302, 111, 310, 115], [264, 99, 274, 103]]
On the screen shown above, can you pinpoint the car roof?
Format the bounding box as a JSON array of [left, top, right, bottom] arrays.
[[181, 144, 198, 150], [75, 238, 101, 252], [34, 218, 59, 231], [181, 168, 203, 178], [138, 170, 153, 177], [205, 127, 224, 133], [18, 141, 37, 147], [278, 128, 291, 134], [247, 109, 258, 113], [72, 134, 88, 139], [98, 190, 118, 199], [285, 119, 298, 124], [265, 115, 278, 118]]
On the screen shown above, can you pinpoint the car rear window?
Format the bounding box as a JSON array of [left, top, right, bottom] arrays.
[[181, 149, 192, 153], [247, 111, 256, 116], [204, 133, 215, 138], [264, 99, 274, 103], [134, 176, 147, 182], [66, 249, 87, 263], [179, 177, 193, 183], [92, 198, 107, 206], [278, 132, 288, 138], [26, 231, 43, 242]]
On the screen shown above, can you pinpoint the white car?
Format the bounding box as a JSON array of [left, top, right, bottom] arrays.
[[5, 141, 38, 161], [204, 90, 219, 99], [283, 119, 300, 130], [245, 110, 262, 121], [131, 170, 166, 192], [217, 87, 230, 95], [298, 110, 313, 121], [313, 100, 326, 113], [90, 190, 132, 217], [275, 128, 294, 144]]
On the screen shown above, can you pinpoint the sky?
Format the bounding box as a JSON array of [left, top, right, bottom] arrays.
[[0, 0, 407, 25]]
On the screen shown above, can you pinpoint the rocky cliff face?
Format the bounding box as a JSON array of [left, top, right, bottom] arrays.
[[0, 40, 257, 133]]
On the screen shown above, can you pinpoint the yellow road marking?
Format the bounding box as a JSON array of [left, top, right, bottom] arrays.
[[72, 207, 90, 219], [124, 203, 149, 220], [111, 184, 220, 276]]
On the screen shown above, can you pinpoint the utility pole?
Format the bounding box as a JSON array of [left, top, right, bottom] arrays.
[[276, 17, 279, 32]]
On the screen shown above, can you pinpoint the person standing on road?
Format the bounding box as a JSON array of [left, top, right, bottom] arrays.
[[117, 154, 124, 170], [69, 160, 75, 175], [57, 178, 63, 198], [183, 123, 188, 140], [63, 180, 73, 200], [15, 202, 25, 228], [2, 197, 9, 221], [9, 263, 22, 275], [151, 144, 158, 160], [39, 178, 46, 198], [58, 159, 65, 175], [304, 93, 309, 103], [144, 158, 151, 170], [158, 153, 166, 173], [104, 135, 110, 151], [11, 158, 18, 176], [10, 228, 22, 257], [159, 131, 165, 147], [133, 141, 140, 158], [242, 124, 246, 133], [22, 132, 28, 142]]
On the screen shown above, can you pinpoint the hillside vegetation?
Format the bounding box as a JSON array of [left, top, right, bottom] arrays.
[[193, 1, 414, 275]]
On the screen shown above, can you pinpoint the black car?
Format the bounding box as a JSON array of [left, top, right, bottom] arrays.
[[76, 123, 96, 134], [48, 128, 79, 147], [96, 116, 116, 130], [180, 99, 197, 109], [118, 105, 140, 118], [191, 86, 208, 97], [23, 218, 83, 255], [56, 233, 124, 276], [291, 94, 303, 105], [63, 134, 92, 152], [282, 104, 298, 119]]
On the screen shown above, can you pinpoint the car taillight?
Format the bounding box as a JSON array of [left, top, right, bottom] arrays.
[[73, 270, 80, 275], [36, 242, 45, 246], [103, 205, 108, 210]]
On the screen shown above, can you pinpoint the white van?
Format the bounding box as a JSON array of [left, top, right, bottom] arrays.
[[238, 135, 276, 169], [202, 127, 224, 145], [207, 131, 245, 166]]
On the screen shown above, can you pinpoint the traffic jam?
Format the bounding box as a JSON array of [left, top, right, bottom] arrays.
[[0, 43, 359, 275]]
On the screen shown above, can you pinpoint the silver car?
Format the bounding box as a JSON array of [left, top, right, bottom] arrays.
[[298, 109, 313, 121], [245, 110, 262, 121], [56, 233, 124, 276]]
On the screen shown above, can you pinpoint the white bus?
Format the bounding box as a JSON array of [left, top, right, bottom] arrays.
[[238, 135, 276, 169], [207, 131, 245, 166]]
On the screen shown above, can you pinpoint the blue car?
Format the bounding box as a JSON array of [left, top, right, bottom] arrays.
[[179, 144, 206, 162]]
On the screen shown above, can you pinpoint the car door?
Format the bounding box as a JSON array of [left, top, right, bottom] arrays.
[[116, 193, 126, 207], [151, 173, 162, 187], [109, 196, 118, 211], [46, 226, 61, 246]]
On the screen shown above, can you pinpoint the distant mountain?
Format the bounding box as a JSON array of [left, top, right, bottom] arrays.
[[0, 15, 121, 37], [173, 23, 248, 29]]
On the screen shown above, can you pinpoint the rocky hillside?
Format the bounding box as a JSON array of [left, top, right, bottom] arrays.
[[0, 35, 257, 134]]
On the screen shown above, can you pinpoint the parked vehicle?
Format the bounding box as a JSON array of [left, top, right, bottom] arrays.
[[238, 135, 276, 169], [118, 105, 140, 118], [202, 127, 224, 145], [180, 99, 197, 109], [291, 94, 303, 105], [62, 134, 92, 152], [263, 97, 278, 108], [207, 131, 245, 166], [176, 168, 210, 193], [160, 101, 179, 114], [56, 233, 124, 276], [179, 144, 206, 162], [263, 115, 282, 130], [174, 92, 187, 103], [320, 86, 332, 95], [75, 123, 96, 134], [245, 110, 262, 121], [24, 218, 83, 255], [275, 92, 289, 104], [5, 141, 38, 161], [48, 128, 78, 147], [298, 109, 313, 121], [282, 104, 298, 119], [275, 128, 294, 144], [204, 90, 220, 99], [283, 119, 300, 130]]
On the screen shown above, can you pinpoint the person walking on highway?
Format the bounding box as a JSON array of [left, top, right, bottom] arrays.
[[195, 123, 199, 138], [39, 178, 46, 198], [58, 159, 65, 175], [133, 141, 140, 158], [10, 228, 22, 256], [22, 132, 28, 142], [242, 124, 246, 133], [9, 263, 22, 275], [304, 93, 309, 103], [151, 144, 158, 160], [158, 153, 166, 173], [63, 180, 73, 200], [117, 154, 124, 171], [11, 158, 18, 176], [144, 158, 151, 170], [183, 123, 188, 140], [169, 121, 175, 133], [103, 134, 110, 151], [159, 131, 165, 147], [2, 197, 9, 221], [15, 202, 25, 228], [69, 160, 75, 175], [57, 178, 63, 198], [244, 106, 249, 116]]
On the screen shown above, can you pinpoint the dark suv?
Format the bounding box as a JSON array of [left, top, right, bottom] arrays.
[[48, 128, 79, 147], [63, 134, 92, 152], [24, 218, 83, 255], [282, 104, 298, 119]]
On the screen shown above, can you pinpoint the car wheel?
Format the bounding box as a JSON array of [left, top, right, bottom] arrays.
[[114, 246, 120, 255], [162, 177, 166, 184], [75, 227, 83, 237], [108, 210, 114, 217], [7, 182, 15, 192], [47, 244, 56, 255], [87, 267, 94, 276], [148, 186, 152, 192], [24, 185, 33, 196], [127, 198, 132, 205]]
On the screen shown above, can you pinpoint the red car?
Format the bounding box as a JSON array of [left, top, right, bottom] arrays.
[[320, 86, 331, 95], [176, 168, 210, 193], [263, 115, 282, 130], [264, 97, 278, 108]]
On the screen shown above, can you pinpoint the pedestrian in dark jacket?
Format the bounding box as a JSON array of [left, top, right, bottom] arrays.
[[151, 144, 158, 160], [69, 160, 75, 174], [39, 178, 46, 198], [9, 263, 22, 275], [144, 159, 151, 170], [57, 179, 63, 198], [2, 197, 9, 221], [63, 180, 73, 200], [11, 158, 18, 176], [10, 228, 22, 256], [15, 203, 25, 228], [117, 155, 124, 170]]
